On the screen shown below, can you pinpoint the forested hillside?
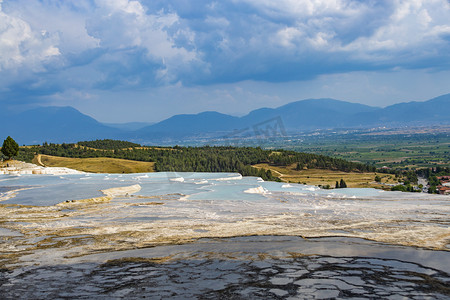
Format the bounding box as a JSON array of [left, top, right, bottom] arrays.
[[17, 140, 376, 181]]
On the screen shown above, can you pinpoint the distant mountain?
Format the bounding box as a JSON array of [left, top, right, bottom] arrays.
[[1, 94, 449, 145], [136, 94, 450, 140], [103, 122, 155, 131], [350, 94, 450, 126], [138, 111, 240, 134], [240, 98, 379, 130], [0, 106, 122, 145]]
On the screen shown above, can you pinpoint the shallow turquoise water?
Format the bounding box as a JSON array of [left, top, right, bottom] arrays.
[[0, 172, 446, 206]]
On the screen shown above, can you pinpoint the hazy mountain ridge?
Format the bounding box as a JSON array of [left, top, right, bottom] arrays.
[[139, 111, 240, 134], [1, 106, 123, 145], [242, 98, 380, 130], [137, 95, 449, 137], [1, 94, 449, 145], [103, 122, 155, 131]]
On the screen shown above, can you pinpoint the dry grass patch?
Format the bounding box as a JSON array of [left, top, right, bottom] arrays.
[[35, 154, 155, 173], [253, 163, 399, 189]]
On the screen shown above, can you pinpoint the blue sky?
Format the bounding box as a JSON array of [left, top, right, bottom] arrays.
[[1, 0, 449, 122]]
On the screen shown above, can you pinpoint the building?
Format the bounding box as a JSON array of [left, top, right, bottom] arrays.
[[436, 185, 450, 195], [437, 176, 450, 187]]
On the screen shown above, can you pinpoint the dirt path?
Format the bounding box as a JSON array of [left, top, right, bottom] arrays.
[[35, 154, 45, 167], [252, 165, 287, 182]]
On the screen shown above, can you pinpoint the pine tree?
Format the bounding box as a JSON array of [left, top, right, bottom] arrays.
[[1, 136, 19, 160]]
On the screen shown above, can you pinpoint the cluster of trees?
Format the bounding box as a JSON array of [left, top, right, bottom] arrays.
[[301, 157, 374, 172], [153, 146, 280, 181], [335, 179, 347, 188], [77, 139, 141, 150], [320, 179, 347, 189], [426, 175, 442, 194], [391, 184, 420, 193], [378, 169, 420, 184], [378, 166, 450, 181], [416, 166, 450, 179], [402, 171, 418, 185], [282, 152, 375, 173]]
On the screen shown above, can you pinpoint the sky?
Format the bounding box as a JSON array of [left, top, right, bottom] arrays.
[[1, 0, 449, 123]]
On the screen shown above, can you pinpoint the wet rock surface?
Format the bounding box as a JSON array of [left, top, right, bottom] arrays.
[[1, 253, 448, 299]]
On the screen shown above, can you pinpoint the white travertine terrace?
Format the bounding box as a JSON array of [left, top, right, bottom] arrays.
[[0, 170, 449, 264], [0, 161, 84, 175]]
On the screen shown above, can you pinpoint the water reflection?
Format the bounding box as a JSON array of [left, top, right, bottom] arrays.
[[1, 236, 448, 299]]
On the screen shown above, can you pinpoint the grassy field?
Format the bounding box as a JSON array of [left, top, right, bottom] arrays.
[[253, 163, 400, 189], [33, 155, 155, 173]]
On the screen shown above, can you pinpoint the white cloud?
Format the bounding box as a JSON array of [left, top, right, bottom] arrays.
[[339, 0, 450, 61], [87, 5, 196, 58], [87, 0, 201, 84], [0, 0, 449, 109], [0, 5, 60, 71], [276, 27, 303, 48], [0, 0, 203, 90], [237, 0, 360, 18], [205, 16, 230, 28], [237, 0, 450, 57]]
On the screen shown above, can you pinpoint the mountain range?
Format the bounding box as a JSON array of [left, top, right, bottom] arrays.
[[1, 93, 449, 145]]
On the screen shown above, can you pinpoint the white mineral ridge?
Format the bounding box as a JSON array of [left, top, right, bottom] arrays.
[[195, 180, 209, 184], [304, 186, 319, 191], [0, 161, 84, 175], [101, 184, 141, 197], [244, 186, 269, 194], [214, 174, 243, 181], [170, 177, 185, 182]]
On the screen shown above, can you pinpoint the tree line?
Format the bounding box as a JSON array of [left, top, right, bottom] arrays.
[[77, 139, 141, 150]]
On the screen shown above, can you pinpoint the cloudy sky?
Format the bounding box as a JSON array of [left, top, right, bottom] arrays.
[[1, 0, 449, 122]]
